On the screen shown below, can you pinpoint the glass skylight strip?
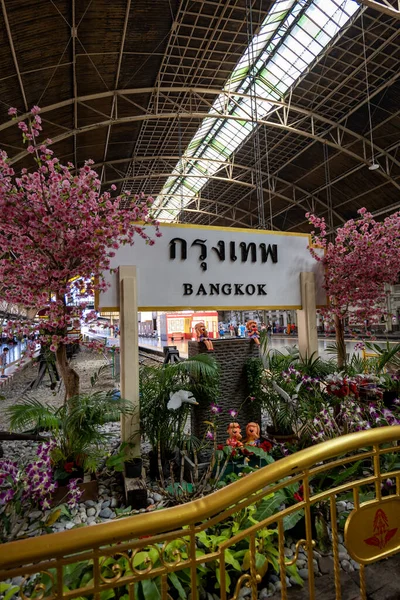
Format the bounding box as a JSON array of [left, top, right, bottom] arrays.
[[153, 0, 359, 219]]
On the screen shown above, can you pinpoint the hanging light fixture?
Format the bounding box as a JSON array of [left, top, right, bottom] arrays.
[[361, 12, 380, 171]]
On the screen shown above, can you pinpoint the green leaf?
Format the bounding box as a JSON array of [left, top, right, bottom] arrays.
[[286, 563, 303, 585], [215, 567, 231, 592], [0, 584, 20, 600], [169, 572, 187, 600], [140, 578, 161, 600], [283, 509, 305, 531], [253, 491, 286, 522], [255, 553, 269, 578], [132, 552, 149, 568], [224, 549, 241, 571], [100, 590, 115, 600]]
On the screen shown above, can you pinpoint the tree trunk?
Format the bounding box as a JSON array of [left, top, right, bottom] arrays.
[[334, 315, 346, 370], [55, 344, 79, 402]]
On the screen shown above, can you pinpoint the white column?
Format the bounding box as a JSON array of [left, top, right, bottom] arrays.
[[297, 272, 318, 359], [119, 266, 140, 458]]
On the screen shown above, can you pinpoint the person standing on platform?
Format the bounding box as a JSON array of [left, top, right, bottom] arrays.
[[229, 323, 235, 337], [1, 347, 9, 378]]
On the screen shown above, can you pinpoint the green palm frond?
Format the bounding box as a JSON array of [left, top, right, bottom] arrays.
[[172, 354, 219, 379], [7, 397, 61, 433], [365, 341, 400, 371]]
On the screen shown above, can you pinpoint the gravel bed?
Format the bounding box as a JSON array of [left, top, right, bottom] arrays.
[[0, 350, 358, 597]]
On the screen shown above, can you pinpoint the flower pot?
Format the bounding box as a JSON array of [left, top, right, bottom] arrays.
[[383, 390, 398, 408], [148, 450, 176, 479], [125, 458, 143, 479], [266, 426, 297, 443], [51, 474, 98, 506]]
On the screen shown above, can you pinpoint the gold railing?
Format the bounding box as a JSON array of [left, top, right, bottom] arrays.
[[1, 426, 400, 600]]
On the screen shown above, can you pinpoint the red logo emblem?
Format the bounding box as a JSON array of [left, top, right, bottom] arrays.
[[364, 508, 398, 550]]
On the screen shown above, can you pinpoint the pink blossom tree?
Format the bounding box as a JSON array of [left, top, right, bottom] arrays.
[[0, 106, 160, 399], [307, 208, 400, 368]]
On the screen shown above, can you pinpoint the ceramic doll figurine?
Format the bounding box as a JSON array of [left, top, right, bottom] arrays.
[[246, 320, 260, 345], [194, 321, 214, 351], [244, 422, 260, 446], [226, 422, 243, 447]]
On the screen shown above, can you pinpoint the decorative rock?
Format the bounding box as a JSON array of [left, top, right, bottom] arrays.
[[86, 516, 96, 524], [289, 576, 300, 586], [338, 552, 349, 561], [73, 516, 82, 525], [85, 500, 96, 507], [284, 548, 293, 557], [110, 497, 118, 508], [275, 582, 282, 591], [29, 510, 42, 520], [338, 543, 347, 554], [64, 522, 75, 530], [259, 588, 269, 600], [238, 587, 251, 598], [87, 508, 96, 517], [318, 556, 334, 575], [267, 583, 276, 596], [350, 559, 360, 570], [336, 501, 347, 513], [341, 560, 353, 573], [296, 560, 306, 569], [99, 507, 113, 519], [12, 577, 24, 587], [298, 569, 309, 580], [101, 500, 111, 509], [153, 493, 163, 503], [269, 574, 279, 584]]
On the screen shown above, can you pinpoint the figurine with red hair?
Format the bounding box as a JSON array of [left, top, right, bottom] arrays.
[[226, 422, 243, 447], [246, 320, 260, 345]]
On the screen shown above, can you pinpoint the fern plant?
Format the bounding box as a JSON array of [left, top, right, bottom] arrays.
[[7, 391, 133, 481]]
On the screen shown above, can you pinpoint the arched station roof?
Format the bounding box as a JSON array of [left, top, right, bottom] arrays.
[[0, 0, 399, 232]]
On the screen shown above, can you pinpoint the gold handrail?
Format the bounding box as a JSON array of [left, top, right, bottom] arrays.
[[1, 425, 400, 570]]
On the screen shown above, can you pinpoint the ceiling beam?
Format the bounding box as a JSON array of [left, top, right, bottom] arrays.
[[5, 87, 400, 179], [359, 0, 400, 19], [96, 154, 345, 222], [100, 0, 131, 182], [1, 0, 28, 111]]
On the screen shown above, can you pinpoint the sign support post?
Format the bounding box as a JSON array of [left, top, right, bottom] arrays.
[[119, 266, 140, 458], [297, 271, 318, 359]]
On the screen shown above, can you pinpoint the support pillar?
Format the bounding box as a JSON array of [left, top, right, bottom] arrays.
[[119, 266, 140, 458], [297, 272, 318, 359]]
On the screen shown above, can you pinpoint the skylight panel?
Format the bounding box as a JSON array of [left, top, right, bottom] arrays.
[[151, 0, 360, 219]]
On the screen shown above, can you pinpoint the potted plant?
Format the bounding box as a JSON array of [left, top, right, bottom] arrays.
[[105, 441, 143, 478], [7, 390, 134, 500], [139, 354, 219, 479]]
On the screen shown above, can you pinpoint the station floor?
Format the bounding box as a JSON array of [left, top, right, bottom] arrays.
[[137, 335, 368, 360]]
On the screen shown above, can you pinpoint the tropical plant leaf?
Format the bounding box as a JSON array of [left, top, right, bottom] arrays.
[[283, 509, 304, 531], [168, 572, 187, 600]]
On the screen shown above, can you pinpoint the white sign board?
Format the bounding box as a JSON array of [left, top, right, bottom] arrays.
[[97, 224, 326, 311]]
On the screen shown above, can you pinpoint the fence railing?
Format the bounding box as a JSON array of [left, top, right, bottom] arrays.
[[1, 426, 400, 600]]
